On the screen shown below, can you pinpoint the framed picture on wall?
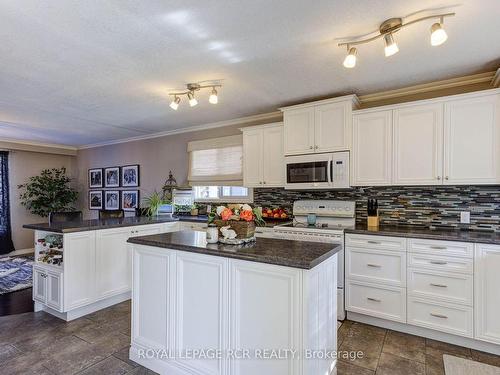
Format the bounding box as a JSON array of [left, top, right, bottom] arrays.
[[122, 190, 139, 212], [121, 165, 140, 187], [89, 191, 103, 210], [88, 168, 103, 188], [104, 190, 120, 210], [104, 167, 120, 187]]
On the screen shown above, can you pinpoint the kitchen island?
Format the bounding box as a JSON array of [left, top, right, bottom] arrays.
[[23, 216, 180, 321], [127, 231, 340, 375]]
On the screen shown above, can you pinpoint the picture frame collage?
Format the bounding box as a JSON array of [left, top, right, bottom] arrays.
[[88, 165, 140, 212]]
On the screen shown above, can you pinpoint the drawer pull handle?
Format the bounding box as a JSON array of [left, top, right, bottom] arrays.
[[367, 241, 381, 245], [430, 246, 447, 250], [430, 261, 448, 265], [367, 264, 381, 268], [367, 297, 381, 302], [430, 283, 448, 288], [430, 313, 448, 319]]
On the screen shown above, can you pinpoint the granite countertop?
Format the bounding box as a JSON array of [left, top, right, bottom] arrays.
[[174, 215, 209, 223], [346, 224, 500, 245], [127, 230, 340, 269], [23, 216, 179, 234]]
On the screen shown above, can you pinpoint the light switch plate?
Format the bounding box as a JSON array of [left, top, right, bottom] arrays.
[[460, 211, 470, 224]]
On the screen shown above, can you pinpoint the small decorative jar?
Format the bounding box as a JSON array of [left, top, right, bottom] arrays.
[[206, 224, 219, 244]]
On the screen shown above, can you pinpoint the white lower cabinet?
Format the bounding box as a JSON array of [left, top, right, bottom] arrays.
[[475, 244, 500, 345], [33, 265, 63, 312]]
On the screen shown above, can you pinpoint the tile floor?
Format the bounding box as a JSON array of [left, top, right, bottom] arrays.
[[1, 301, 499, 374]]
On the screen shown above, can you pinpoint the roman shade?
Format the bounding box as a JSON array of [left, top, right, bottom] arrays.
[[188, 135, 243, 185]]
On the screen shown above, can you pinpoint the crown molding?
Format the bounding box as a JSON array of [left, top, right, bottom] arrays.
[[493, 68, 500, 88], [358, 71, 496, 104], [0, 138, 77, 156], [78, 111, 282, 150]]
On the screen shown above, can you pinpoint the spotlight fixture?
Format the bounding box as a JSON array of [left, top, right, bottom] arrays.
[[169, 96, 180, 110], [168, 82, 222, 110], [430, 18, 448, 46], [338, 11, 455, 68], [384, 33, 399, 57], [209, 87, 218, 104], [187, 91, 198, 107], [343, 46, 357, 68]]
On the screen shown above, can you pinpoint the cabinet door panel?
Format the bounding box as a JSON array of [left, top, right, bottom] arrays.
[[95, 227, 132, 299], [352, 110, 392, 185], [315, 101, 351, 152], [46, 272, 63, 311], [174, 253, 228, 375], [229, 260, 301, 375], [64, 232, 96, 310], [393, 103, 443, 185], [444, 94, 500, 184], [283, 108, 315, 155], [243, 129, 263, 187], [475, 244, 500, 344], [262, 126, 284, 186], [33, 268, 47, 303]]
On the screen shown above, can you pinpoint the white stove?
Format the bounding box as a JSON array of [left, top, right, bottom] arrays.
[[274, 200, 356, 320]]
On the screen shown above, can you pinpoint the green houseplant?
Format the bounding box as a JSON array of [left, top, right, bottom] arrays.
[[18, 167, 78, 217], [142, 190, 168, 217]]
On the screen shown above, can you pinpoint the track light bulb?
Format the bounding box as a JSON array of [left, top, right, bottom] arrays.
[[384, 33, 399, 57], [430, 22, 448, 46], [187, 91, 198, 107], [209, 87, 218, 104], [343, 47, 357, 68], [169, 96, 180, 110]]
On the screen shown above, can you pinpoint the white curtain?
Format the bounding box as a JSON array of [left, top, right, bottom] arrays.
[[188, 135, 243, 185]]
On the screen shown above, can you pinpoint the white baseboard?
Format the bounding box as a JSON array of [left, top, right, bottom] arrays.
[[347, 312, 500, 356], [7, 248, 35, 257]]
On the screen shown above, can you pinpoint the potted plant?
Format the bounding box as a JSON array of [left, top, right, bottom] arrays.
[[208, 204, 264, 241], [142, 190, 168, 217], [190, 203, 199, 216], [18, 167, 78, 218]]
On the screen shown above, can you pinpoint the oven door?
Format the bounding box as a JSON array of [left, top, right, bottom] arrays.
[[285, 153, 332, 189]]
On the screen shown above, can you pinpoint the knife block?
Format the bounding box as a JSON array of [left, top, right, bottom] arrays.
[[367, 214, 379, 228]]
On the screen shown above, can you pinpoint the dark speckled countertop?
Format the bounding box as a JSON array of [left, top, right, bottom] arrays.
[[127, 230, 340, 269], [346, 224, 500, 245], [23, 216, 179, 233]]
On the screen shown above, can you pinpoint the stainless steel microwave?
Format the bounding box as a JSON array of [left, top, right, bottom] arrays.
[[284, 151, 350, 189]]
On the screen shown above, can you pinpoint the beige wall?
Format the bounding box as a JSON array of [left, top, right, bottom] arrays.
[[76, 123, 259, 219], [9, 150, 77, 250]]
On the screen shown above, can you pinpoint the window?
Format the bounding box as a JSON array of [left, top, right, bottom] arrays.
[[188, 135, 243, 185], [193, 186, 253, 203]]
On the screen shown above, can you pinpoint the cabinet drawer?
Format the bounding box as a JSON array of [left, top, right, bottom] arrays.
[[347, 248, 406, 287], [408, 239, 473, 258], [408, 253, 473, 274], [408, 269, 473, 306], [408, 297, 473, 337], [346, 234, 407, 252], [346, 280, 406, 323]]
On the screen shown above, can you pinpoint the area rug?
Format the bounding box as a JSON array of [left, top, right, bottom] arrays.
[[0, 256, 34, 295], [444, 354, 500, 375]]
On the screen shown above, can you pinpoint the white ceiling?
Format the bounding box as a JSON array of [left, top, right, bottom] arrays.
[[1, 0, 499, 146]]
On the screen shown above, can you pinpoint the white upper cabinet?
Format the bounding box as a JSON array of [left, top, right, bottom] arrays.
[[393, 103, 444, 185], [283, 108, 315, 155], [444, 94, 500, 184], [242, 123, 284, 187], [352, 110, 393, 186], [281, 95, 359, 156]]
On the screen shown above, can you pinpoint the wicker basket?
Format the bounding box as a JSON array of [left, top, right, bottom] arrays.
[[214, 219, 256, 239]]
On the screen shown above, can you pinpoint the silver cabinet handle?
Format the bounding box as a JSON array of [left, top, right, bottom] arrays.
[[367, 297, 381, 302], [430, 313, 448, 319], [436, 176, 441, 180], [430, 283, 448, 288], [315, 145, 319, 149], [445, 176, 449, 180], [263, 181, 266, 184], [430, 260, 448, 265], [367, 264, 381, 268], [309, 146, 313, 149], [430, 246, 447, 250], [367, 240, 381, 245]]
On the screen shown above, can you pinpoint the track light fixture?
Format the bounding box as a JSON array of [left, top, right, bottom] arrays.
[[338, 12, 454, 68], [168, 82, 222, 110]]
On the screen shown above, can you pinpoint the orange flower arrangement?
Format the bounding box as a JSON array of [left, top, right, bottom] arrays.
[[220, 208, 233, 221], [239, 210, 254, 222]]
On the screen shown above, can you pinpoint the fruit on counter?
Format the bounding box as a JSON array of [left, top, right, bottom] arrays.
[[262, 207, 288, 219]]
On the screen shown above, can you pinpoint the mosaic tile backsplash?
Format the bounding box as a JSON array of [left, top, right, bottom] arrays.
[[254, 186, 500, 232]]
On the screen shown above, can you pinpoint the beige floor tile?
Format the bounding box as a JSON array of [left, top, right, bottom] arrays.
[[382, 330, 426, 363], [376, 352, 426, 375]]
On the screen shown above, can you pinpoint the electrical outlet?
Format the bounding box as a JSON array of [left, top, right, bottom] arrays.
[[460, 211, 470, 224]]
